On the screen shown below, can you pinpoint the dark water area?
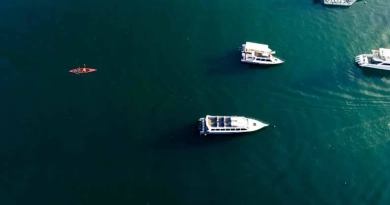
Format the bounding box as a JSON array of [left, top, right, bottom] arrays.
[[1, 0, 390, 204]]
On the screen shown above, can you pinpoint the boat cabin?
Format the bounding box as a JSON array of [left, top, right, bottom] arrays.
[[373, 48, 390, 62]]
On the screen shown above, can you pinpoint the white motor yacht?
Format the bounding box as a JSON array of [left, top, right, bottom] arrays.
[[355, 48, 390, 70], [198, 115, 269, 136]]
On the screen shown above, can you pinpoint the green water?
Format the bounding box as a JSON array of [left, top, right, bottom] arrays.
[[1, 0, 390, 204]]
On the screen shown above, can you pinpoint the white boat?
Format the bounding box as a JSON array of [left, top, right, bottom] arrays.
[[198, 115, 269, 136], [355, 48, 390, 70], [240, 42, 284, 65], [322, 0, 356, 6]]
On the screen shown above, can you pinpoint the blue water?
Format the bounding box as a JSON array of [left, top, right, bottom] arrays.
[[1, 0, 390, 204]]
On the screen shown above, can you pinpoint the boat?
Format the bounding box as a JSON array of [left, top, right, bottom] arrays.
[[69, 64, 97, 74], [69, 68, 97, 74], [322, 0, 356, 6], [355, 48, 390, 70], [198, 115, 269, 136], [240, 42, 284, 65]]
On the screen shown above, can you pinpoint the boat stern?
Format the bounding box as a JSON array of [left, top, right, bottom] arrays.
[[240, 44, 246, 52], [198, 118, 207, 135], [355, 54, 369, 67], [241, 51, 247, 61], [246, 118, 269, 132]]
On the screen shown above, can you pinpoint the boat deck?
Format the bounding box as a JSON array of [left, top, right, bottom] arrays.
[[254, 51, 271, 58], [207, 116, 233, 128], [373, 51, 390, 61]]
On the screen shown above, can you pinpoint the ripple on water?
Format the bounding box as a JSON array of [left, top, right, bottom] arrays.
[[318, 114, 390, 151], [266, 79, 389, 113]]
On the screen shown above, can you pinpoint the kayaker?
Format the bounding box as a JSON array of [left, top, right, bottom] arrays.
[[77, 67, 81, 74], [82, 68, 87, 73]]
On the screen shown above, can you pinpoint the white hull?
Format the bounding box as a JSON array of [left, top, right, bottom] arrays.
[[241, 59, 284, 65], [198, 115, 269, 136], [355, 54, 390, 71], [322, 0, 356, 6]]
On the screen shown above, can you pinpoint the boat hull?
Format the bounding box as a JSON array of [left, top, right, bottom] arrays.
[[322, 0, 356, 6], [241, 60, 284, 65], [358, 65, 390, 71]]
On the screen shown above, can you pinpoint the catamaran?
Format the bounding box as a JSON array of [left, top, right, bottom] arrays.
[[240, 42, 284, 65]]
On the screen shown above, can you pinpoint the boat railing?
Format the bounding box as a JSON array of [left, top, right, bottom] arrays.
[[249, 117, 270, 126]]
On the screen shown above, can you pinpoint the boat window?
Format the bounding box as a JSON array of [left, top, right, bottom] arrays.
[[265, 59, 272, 62]]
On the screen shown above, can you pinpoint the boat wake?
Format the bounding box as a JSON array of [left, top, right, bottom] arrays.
[[264, 82, 390, 114], [318, 115, 390, 151]]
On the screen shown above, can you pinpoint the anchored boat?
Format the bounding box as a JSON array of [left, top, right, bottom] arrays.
[[198, 115, 269, 136], [355, 48, 390, 70], [240, 42, 284, 65], [322, 0, 356, 6]]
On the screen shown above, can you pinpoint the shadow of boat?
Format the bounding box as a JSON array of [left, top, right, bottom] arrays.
[[321, 5, 354, 9], [206, 48, 284, 74], [320, 0, 358, 8], [244, 63, 284, 70], [148, 122, 234, 150], [149, 121, 270, 151], [360, 67, 390, 78], [205, 49, 247, 75], [313, 0, 322, 4]]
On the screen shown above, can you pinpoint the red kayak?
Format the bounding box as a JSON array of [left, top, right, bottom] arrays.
[[70, 64, 97, 74]]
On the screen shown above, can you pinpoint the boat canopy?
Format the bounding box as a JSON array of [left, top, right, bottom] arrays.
[[245, 42, 272, 52], [379, 48, 390, 60]]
